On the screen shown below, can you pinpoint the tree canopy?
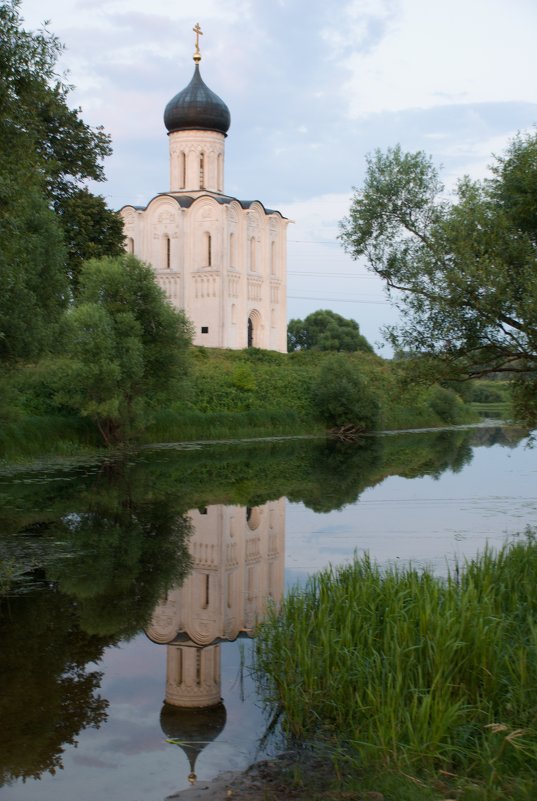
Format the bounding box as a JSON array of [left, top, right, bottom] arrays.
[[339, 134, 537, 426], [56, 188, 126, 294], [1, 0, 112, 203], [287, 309, 374, 353], [0, 191, 67, 362], [49, 255, 193, 445], [0, 0, 124, 363]]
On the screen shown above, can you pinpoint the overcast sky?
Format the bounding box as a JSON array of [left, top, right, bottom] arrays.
[[19, 0, 537, 352]]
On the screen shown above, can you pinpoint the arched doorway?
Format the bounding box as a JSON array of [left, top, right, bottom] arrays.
[[247, 310, 261, 348], [246, 506, 261, 530]]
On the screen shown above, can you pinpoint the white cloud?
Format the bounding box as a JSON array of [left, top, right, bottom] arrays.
[[439, 130, 527, 188], [332, 0, 537, 116]]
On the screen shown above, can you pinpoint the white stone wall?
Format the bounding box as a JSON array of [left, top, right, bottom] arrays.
[[120, 194, 288, 352], [145, 500, 286, 647]]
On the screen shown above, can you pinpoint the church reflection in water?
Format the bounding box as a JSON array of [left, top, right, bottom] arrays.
[[145, 500, 285, 783]]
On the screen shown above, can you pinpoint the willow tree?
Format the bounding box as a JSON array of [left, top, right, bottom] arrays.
[[339, 134, 537, 425], [50, 256, 193, 444]]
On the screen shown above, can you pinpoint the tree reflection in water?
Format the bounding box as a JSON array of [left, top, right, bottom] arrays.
[[0, 425, 528, 786], [0, 461, 192, 783]]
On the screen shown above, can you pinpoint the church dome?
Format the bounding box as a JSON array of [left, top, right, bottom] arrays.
[[160, 701, 227, 782], [164, 65, 231, 136]]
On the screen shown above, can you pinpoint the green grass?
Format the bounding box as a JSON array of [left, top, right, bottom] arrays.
[[254, 531, 537, 800], [0, 347, 481, 459], [0, 414, 101, 462], [144, 407, 324, 443], [178, 347, 478, 432]]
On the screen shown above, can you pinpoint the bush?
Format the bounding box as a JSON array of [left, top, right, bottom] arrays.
[[472, 383, 507, 403], [231, 364, 256, 392], [427, 385, 462, 424], [311, 355, 380, 431]]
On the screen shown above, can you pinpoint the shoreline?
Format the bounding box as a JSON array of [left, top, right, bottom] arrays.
[[165, 751, 335, 801]]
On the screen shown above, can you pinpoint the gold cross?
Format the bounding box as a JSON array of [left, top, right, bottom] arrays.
[[193, 22, 203, 53]]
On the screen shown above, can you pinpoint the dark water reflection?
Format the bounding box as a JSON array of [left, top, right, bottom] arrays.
[[0, 426, 533, 799]]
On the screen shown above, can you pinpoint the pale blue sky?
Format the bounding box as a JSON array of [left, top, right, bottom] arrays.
[[20, 0, 537, 351]]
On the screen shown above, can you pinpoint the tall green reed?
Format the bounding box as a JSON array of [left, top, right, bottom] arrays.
[[254, 532, 537, 786], [0, 414, 100, 460], [145, 408, 321, 443]]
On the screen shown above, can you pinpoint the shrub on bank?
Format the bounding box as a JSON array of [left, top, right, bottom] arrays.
[[311, 354, 380, 431], [181, 348, 475, 431], [1, 346, 479, 458]]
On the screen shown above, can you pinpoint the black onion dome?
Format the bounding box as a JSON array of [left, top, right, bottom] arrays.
[[160, 702, 227, 776], [164, 65, 231, 135]]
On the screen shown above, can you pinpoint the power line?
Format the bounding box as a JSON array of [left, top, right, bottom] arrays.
[[288, 239, 340, 245], [288, 270, 378, 279], [288, 295, 390, 305]]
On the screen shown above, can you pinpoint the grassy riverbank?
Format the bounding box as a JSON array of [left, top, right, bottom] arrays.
[[1, 346, 483, 460], [142, 347, 481, 446], [254, 533, 537, 800]]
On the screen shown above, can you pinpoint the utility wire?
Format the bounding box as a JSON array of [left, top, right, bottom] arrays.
[[288, 270, 378, 278], [288, 239, 341, 245], [288, 295, 390, 305]]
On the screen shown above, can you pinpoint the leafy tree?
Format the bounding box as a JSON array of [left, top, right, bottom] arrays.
[[1, 0, 113, 201], [49, 256, 193, 444], [339, 135, 537, 425], [0, 0, 124, 356], [0, 191, 67, 362], [287, 309, 374, 353], [0, 2, 71, 360], [311, 355, 380, 431], [56, 188, 126, 293]]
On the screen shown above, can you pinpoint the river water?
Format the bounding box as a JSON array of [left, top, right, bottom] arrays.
[[0, 426, 535, 801]]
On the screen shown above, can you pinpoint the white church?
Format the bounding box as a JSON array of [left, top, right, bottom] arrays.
[[120, 25, 289, 352]]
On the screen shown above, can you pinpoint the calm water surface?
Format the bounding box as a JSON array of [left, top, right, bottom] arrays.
[[0, 426, 535, 801]]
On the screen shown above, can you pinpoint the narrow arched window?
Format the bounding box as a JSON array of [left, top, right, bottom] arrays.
[[127, 237, 134, 255], [247, 566, 254, 601], [250, 236, 256, 271], [217, 153, 223, 192], [268, 560, 274, 599], [229, 232, 235, 265], [176, 649, 183, 684], [180, 151, 186, 189], [270, 240, 276, 275], [201, 573, 210, 609], [199, 152, 205, 189], [163, 235, 171, 269], [227, 573, 233, 609], [205, 232, 212, 266]]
